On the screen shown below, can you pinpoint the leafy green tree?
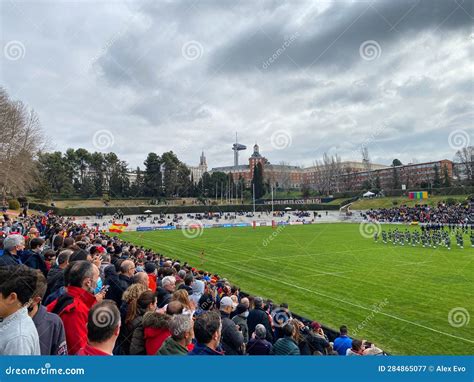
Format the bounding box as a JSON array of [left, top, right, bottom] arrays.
[[433, 165, 441, 188], [442, 165, 451, 187], [143, 153, 162, 197]]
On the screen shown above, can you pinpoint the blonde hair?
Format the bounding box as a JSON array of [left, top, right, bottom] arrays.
[[123, 283, 148, 326], [172, 289, 193, 311]]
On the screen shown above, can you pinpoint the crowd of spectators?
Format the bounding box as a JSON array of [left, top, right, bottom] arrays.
[[0, 212, 384, 356], [361, 199, 474, 225]]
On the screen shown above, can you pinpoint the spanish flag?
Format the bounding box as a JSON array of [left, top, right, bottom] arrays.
[[109, 223, 127, 233]]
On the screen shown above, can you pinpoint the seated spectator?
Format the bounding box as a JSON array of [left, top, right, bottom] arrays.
[[77, 301, 121, 356], [28, 272, 67, 355], [157, 314, 194, 355], [346, 339, 363, 356], [271, 322, 300, 355], [306, 321, 330, 355], [247, 324, 272, 355], [219, 296, 244, 355], [188, 311, 224, 356], [0, 265, 40, 355], [47, 261, 101, 354], [0, 234, 25, 266], [333, 325, 352, 356]]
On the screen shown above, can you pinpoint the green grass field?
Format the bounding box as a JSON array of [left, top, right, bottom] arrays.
[[119, 223, 473, 355]]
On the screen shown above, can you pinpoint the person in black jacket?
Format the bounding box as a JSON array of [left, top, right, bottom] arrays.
[[105, 260, 134, 306], [21, 238, 48, 277], [155, 276, 175, 308], [247, 297, 273, 343], [219, 296, 244, 355], [0, 234, 25, 267]]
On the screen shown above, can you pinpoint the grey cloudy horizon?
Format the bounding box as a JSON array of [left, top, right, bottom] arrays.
[[1, 0, 473, 170]]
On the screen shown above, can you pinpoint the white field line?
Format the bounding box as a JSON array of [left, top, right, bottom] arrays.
[[393, 260, 436, 267], [133, 235, 474, 345], [298, 270, 354, 279]]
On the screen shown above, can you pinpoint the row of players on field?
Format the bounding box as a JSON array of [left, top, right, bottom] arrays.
[[374, 224, 474, 249]]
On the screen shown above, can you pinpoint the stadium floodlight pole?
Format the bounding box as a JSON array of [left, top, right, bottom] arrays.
[[271, 184, 274, 215], [253, 182, 256, 214]]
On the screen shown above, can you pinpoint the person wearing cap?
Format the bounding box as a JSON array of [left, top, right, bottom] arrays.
[[246, 324, 272, 355], [219, 296, 244, 355], [305, 321, 331, 355], [232, 303, 249, 344], [247, 296, 273, 343]]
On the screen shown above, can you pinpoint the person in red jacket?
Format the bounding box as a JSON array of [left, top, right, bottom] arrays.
[[144, 262, 157, 293], [77, 300, 121, 356], [47, 261, 102, 355]]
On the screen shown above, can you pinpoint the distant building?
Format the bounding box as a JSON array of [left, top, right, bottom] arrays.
[[188, 151, 208, 184]]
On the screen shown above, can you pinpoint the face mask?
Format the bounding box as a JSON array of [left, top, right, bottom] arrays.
[[242, 311, 249, 318]]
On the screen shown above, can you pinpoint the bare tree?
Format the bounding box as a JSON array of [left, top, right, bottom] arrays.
[[0, 88, 46, 199], [454, 147, 474, 185]]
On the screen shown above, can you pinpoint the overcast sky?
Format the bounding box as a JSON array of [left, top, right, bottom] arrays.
[[1, 0, 472, 169]]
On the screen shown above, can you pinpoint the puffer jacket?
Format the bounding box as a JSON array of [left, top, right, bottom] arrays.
[[129, 312, 171, 355]]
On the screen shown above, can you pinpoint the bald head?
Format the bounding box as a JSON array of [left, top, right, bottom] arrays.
[[166, 301, 183, 316], [121, 260, 135, 277], [133, 272, 149, 288]]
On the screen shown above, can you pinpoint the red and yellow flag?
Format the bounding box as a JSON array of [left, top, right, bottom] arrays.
[[108, 223, 127, 233]]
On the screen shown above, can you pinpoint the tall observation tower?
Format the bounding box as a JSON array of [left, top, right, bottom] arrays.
[[232, 133, 247, 166]]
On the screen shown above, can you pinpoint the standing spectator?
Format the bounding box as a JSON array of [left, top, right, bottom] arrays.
[[271, 322, 300, 355], [76, 301, 121, 356], [188, 311, 224, 356], [44, 250, 71, 304], [333, 325, 352, 356], [0, 234, 25, 266], [157, 314, 194, 355], [133, 272, 149, 289], [0, 265, 40, 355], [171, 289, 195, 316], [219, 296, 244, 355], [246, 324, 272, 355], [28, 272, 67, 355], [178, 273, 194, 295], [47, 261, 101, 354], [156, 276, 175, 308], [106, 260, 135, 306], [232, 303, 249, 344], [144, 262, 157, 293], [247, 296, 273, 343], [21, 238, 48, 276], [125, 291, 157, 355]]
